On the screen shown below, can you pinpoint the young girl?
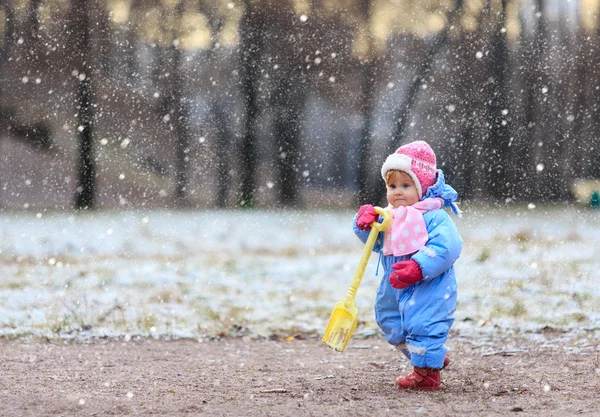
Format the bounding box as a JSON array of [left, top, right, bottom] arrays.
[[353, 140, 462, 391]]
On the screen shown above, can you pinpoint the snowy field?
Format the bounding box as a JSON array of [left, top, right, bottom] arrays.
[[1, 205, 599, 343]]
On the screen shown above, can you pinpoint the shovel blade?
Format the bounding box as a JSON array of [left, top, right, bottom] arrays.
[[321, 300, 358, 352]]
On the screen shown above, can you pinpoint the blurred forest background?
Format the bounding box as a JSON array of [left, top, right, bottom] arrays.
[[1, 0, 599, 210]]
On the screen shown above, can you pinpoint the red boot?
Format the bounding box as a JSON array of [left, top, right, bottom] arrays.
[[443, 355, 450, 369], [396, 367, 442, 391]]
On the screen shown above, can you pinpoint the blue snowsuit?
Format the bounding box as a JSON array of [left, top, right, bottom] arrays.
[[353, 170, 463, 369]]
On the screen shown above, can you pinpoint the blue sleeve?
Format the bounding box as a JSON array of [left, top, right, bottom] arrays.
[[411, 210, 462, 280], [352, 214, 384, 253]]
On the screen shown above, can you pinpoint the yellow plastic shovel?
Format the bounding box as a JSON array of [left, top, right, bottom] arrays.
[[322, 206, 392, 352]]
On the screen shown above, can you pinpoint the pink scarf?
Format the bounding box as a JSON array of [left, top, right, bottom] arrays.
[[382, 198, 444, 257]]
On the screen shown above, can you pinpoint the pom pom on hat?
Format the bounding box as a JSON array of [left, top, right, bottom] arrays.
[[381, 140, 437, 197]]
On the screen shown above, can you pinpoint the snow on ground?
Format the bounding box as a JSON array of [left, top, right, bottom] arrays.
[[0, 205, 599, 342]]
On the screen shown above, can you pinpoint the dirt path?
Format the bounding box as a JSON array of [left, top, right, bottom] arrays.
[[1, 333, 598, 416]]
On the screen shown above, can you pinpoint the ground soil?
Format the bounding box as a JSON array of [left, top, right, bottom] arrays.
[[1, 332, 598, 416]]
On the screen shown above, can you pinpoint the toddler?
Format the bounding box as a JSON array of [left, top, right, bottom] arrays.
[[353, 140, 462, 391]]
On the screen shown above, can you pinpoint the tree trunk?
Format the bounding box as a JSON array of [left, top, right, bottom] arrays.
[[71, 0, 96, 210], [0, 4, 52, 150], [0, 4, 16, 128], [124, 20, 138, 80], [559, 1, 585, 192], [354, 0, 376, 205], [590, 13, 600, 178], [571, 34, 588, 179], [530, 0, 554, 200], [518, 8, 537, 199], [485, 0, 511, 200], [171, 43, 192, 207], [238, 1, 265, 207], [213, 104, 231, 207], [273, 76, 304, 206], [25, 0, 42, 60], [202, 7, 229, 208], [356, 58, 379, 205]]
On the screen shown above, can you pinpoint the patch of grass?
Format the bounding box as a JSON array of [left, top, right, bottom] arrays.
[[222, 259, 237, 274], [150, 290, 183, 303], [476, 248, 490, 263], [137, 314, 158, 333], [0, 281, 24, 290], [245, 247, 299, 257], [312, 306, 332, 318], [567, 313, 588, 323], [50, 313, 86, 334], [176, 282, 191, 296], [496, 280, 525, 297], [95, 304, 126, 327], [513, 230, 533, 243], [195, 305, 251, 337], [0, 331, 37, 339], [491, 298, 527, 318], [508, 299, 527, 317], [572, 292, 592, 308], [293, 289, 323, 300]]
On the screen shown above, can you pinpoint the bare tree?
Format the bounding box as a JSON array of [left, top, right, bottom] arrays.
[[171, 2, 193, 208], [558, 0, 585, 188], [590, 8, 600, 178], [69, 0, 97, 210], [515, 2, 538, 199], [197, 2, 230, 208], [268, 5, 309, 207], [388, 0, 464, 152], [0, 2, 51, 151], [238, 0, 266, 207], [528, 0, 552, 200], [354, 0, 379, 205], [444, 6, 490, 200], [485, 0, 512, 200], [25, 0, 42, 60]]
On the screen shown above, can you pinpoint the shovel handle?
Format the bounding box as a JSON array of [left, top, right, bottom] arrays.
[[344, 207, 391, 305]]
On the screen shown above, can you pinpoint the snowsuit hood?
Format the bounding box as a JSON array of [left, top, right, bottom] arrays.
[[423, 170, 461, 217]]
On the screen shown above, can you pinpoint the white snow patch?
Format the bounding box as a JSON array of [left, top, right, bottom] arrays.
[[0, 206, 598, 341]]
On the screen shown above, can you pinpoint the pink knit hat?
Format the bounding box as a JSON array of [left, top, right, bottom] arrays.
[[380, 140, 437, 197]]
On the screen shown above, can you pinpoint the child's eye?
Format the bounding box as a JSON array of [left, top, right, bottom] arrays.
[[390, 185, 396, 189], [403, 184, 410, 189]]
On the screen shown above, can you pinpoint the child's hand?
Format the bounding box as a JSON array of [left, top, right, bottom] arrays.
[[356, 204, 379, 230], [389, 260, 423, 289]]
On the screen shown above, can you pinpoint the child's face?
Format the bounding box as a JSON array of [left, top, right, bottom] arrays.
[[386, 171, 420, 208]]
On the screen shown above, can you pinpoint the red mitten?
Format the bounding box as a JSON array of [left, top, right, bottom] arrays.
[[355, 204, 378, 230], [389, 260, 423, 289]]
